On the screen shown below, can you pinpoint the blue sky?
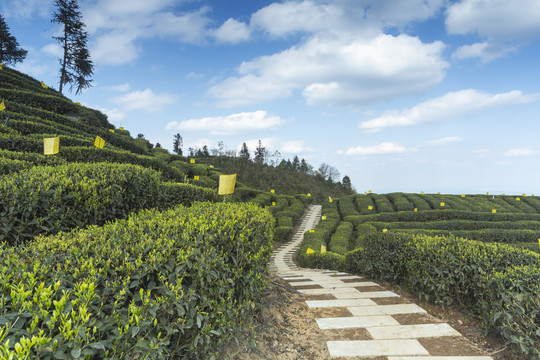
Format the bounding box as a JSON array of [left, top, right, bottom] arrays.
[[3, 0, 540, 194]]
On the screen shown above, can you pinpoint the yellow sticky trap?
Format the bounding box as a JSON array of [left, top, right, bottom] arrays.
[[522, 193, 526, 197], [516, 197, 521, 201], [210, 165, 214, 168], [364, 192, 367, 195], [492, 209, 497, 213], [119, 127, 124, 130], [75, 102, 81, 106], [486, 192, 489, 195], [322, 216, 327, 220], [538, 239, 540, 248], [437, 192, 441, 195], [329, 197, 333, 203], [41, 81, 48, 89], [320, 245, 326, 254], [368, 205, 373, 210], [368, 190, 372, 193], [307, 193, 311, 197], [461, 194, 465, 198], [306, 248, 315, 254], [421, 191, 424, 194], [382, 229, 388, 233], [0, 101, 5, 112], [309, 230, 315, 233], [272, 202, 276, 206], [194, 175, 199, 180], [109, 129, 115, 133], [440, 202, 445, 207], [0, 64, 3, 70], [218, 174, 236, 195], [190, 159, 195, 164], [271, 189, 275, 194], [43, 137, 60, 155], [414, 208, 418, 212], [94, 136, 105, 148]]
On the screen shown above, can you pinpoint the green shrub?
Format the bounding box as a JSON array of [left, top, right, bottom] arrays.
[[277, 216, 293, 227], [156, 182, 219, 209], [0, 163, 162, 245], [0, 157, 34, 174], [0, 202, 274, 359], [297, 251, 346, 271], [328, 222, 353, 255], [387, 193, 415, 211], [274, 226, 293, 242]]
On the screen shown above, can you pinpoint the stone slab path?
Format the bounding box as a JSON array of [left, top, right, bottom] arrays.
[[269, 205, 494, 359]]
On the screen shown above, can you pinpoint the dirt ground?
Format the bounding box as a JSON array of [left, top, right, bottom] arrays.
[[220, 273, 530, 360]]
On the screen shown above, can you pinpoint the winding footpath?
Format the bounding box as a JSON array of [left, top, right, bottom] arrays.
[[269, 205, 494, 359]]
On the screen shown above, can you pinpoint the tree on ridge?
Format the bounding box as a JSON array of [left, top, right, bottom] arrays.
[[0, 14, 27, 65]]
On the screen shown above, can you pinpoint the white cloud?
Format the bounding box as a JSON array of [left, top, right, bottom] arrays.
[[360, 89, 539, 132], [105, 83, 131, 92], [111, 89, 177, 112], [213, 18, 250, 44], [1, 0, 50, 18], [446, 0, 540, 61], [339, 142, 408, 156], [165, 110, 286, 136], [280, 140, 314, 154], [186, 72, 204, 79], [424, 136, 464, 146], [41, 43, 63, 58], [91, 32, 140, 65], [208, 33, 447, 107], [240, 138, 312, 155], [152, 8, 212, 44], [97, 107, 126, 123], [504, 148, 533, 157]]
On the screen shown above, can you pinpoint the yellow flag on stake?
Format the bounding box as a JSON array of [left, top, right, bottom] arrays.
[[75, 102, 81, 106], [382, 229, 388, 233], [368, 205, 373, 210], [43, 137, 60, 155], [414, 208, 418, 212], [218, 174, 236, 195], [307, 193, 311, 197], [440, 202, 445, 207], [94, 136, 105, 148], [0, 101, 5, 112], [271, 189, 275, 194], [492, 209, 497, 213], [194, 175, 200, 180], [119, 127, 124, 130], [306, 248, 315, 254], [321, 245, 326, 254], [322, 216, 327, 220], [461, 194, 465, 198], [41, 81, 48, 89], [272, 202, 276, 206], [109, 129, 115, 133], [421, 191, 424, 194], [190, 159, 195, 164], [516, 197, 521, 201]]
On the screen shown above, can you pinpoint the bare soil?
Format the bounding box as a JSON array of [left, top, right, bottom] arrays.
[[221, 273, 530, 360]]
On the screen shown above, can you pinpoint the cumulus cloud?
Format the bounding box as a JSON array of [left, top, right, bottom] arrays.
[[240, 138, 313, 155], [424, 136, 464, 146], [446, 0, 540, 61], [504, 148, 533, 157], [360, 89, 539, 132], [111, 89, 177, 111], [1, 0, 50, 18], [105, 83, 131, 92], [41, 43, 63, 58], [338, 142, 408, 156], [208, 33, 447, 107], [212, 18, 250, 44], [97, 107, 126, 123], [165, 110, 286, 136]]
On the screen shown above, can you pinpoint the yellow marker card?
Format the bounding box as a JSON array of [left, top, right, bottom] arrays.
[[414, 208, 418, 212], [109, 129, 115, 133], [516, 197, 521, 201], [190, 159, 195, 164], [43, 137, 59, 155], [321, 245, 327, 254], [309, 230, 315, 233], [329, 198, 333, 203], [94, 136, 105, 148], [492, 209, 497, 213], [75, 102, 81, 106], [0, 101, 5, 112], [194, 175, 200, 180], [382, 229, 388, 233], [306, 248, 315, 254], [272, 202, 276, 206], [210, 165, 214, 168], [368, 190, 372, 193], [0, 64, 3, 70], [270, 189, 275, 194], [461, 194, 465, 198], [437, 192, 441, 195], [538, 239, 540, 248], [307, 193, 311, 197], [364, 192, 367, 195], [421, 191, 424, 194], [41, 81, 48, 89], [368, 205, 373, 210], [486, 192, 489, 195], [522, 193, 526, 197], [322, 216, 327, 220], [440, 202, 445, 207], [119, 127, 124, 130], [218, 174, 236, 195]]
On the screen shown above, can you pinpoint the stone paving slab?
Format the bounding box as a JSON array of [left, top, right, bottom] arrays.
[[301, 288, 364, 296], [316, 315, 400, 329], [388, 357, 494, 360], [367, 323, 462, 339], [306, 299, 378, 308], [327, 339, 430, 357], [348, 303, 427, 316]]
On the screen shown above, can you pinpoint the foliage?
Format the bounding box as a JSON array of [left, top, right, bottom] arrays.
[[0, 14, 28, 65], [0, 202, 274, 359], [328, 222, 353, 255], [52, 0, 93, 94]]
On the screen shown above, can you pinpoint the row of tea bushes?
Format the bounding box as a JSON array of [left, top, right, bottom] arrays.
[[0, 162, 218, 246], [393, 228, 540, 244], [345, 232, 540, 358], [0, 202, 274, 359]]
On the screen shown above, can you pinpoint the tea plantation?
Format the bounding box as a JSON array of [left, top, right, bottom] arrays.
[[299, 192, 540, 358], [0, 65, 312, 359]]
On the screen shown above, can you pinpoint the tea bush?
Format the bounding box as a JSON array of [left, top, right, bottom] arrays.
[[0, 202, 274, 359], [328, 222, 353, 255]]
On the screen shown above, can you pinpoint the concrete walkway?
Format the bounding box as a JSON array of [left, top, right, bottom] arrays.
[[269, 205, 493, 359]]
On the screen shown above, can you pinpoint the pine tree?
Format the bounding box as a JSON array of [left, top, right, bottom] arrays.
[[239, 142, 250, 160], [202, 145, 209, 157], [253, 140, 266, 164], [52, 0, 93, 95], [0, 14, 27, 65], [173, 133, 183, 155], [292, 155, 300, 171], [342, 175, 352, 192]]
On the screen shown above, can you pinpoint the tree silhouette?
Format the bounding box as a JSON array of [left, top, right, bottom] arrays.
[[239, 142, 250, 160], [52, 0, 93, 95], [0, 14, 27, 65], [173, 133, 183, 155]]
